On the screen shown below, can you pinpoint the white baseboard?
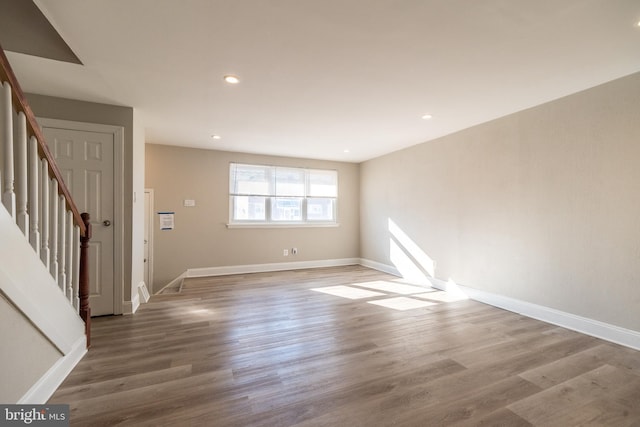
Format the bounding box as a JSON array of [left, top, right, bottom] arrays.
[[187, 258, 361, 278], [18, 336, 87, 404], [427, 276, 640, 351], [123, 293, 141, 315], [154, 257, 640, 351], [358, 258, 401, 277], [155, 272, 187, 295], [359, 259, 640, 351], [154, 259, 361, 295]]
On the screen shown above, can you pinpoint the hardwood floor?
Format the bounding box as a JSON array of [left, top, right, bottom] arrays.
[[49, 266, 640, 426]]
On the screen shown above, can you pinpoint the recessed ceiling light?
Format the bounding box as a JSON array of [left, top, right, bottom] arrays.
[[343, 149, 350, 153], [223, 75, 240, 84], [211, 134, 221, 140], [421, 114, 433, 120]]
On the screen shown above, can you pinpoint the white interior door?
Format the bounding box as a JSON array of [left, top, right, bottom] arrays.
[[43, 127, 115, 316]]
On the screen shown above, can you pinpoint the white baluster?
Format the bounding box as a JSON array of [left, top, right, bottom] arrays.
[[58, 194, 66, 293], [28, 136, 40, 255], [14, 112, 28, 236], [1, 81, 16, 217], [40, 159, 50, 269], [50, 179, 59, 281], [66, 211, 74, 304], [73, 225, 81, 311]]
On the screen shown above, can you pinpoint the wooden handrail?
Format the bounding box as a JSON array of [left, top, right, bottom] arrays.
[[1, 42, 91, 347], [0, 43, 85, 236]]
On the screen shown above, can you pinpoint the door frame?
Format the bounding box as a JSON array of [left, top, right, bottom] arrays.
[[144, 188, 154, 294], [38, 117, 125, 315]]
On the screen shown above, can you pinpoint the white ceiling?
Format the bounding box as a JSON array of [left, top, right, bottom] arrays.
[[6, 0, 640, 162]]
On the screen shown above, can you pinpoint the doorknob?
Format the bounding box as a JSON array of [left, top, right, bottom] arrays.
[[103, 220, 111, 227]]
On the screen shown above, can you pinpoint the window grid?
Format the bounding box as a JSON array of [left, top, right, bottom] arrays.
[[229, 163, 337, 225]]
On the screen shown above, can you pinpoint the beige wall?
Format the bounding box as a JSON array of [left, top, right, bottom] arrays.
[[26, 93, 137, 306], [0, 294, 61, 402], [361, 71, 640, 332], [145, 145, 360, 292]]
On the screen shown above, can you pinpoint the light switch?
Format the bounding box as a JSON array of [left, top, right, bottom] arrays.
[[183, 199, 196, 207]]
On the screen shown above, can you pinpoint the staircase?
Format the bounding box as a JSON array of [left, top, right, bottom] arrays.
[[0, 43, 91, 403]]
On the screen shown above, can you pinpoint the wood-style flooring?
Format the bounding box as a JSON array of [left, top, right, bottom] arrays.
[[49, 266, 640, 426]]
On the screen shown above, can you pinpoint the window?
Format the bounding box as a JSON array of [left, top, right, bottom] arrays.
[[229, 163, 337, 225]]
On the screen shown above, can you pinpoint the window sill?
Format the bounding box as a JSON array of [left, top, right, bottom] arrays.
[[226, 222, 340, 229]]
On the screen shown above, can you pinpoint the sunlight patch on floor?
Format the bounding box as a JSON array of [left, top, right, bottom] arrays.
[[187, 308, 215, 316], [353, 280, 429, 295], [311, 285, 385, 299], [413, 290, 468, 303], [311, 280, 467, 312], [367, 297, 438, 311]]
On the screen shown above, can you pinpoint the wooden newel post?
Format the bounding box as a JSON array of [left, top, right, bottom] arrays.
[[79, 212, 92, 348]]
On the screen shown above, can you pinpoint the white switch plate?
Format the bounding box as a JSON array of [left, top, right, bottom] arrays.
[[183, 199, 196, 207]]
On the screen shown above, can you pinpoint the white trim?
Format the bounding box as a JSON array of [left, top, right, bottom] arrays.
[[18, 336, 87, 404], [155, 272, 187, 295], [0, 206, 85, 355], [358, 258, 401, 276], [144, 189, 154, 293], [154, 256, 640, 351], [156, 258, 360, 294], [155, 258, 360, 295], [228, 163, 338, 225], [358, 258, 640, 351], [430, 278, 640, 351], [37, 118, 125, 315], [226, 222, 340, 229], [123, 292, 140, 315], [113, 126, 124, 315], [0, 274, 74, 355], [187, 258, 360, 278]]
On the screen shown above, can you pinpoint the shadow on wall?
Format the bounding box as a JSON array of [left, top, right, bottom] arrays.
[[388, 218, 434, 284], [388, 218, 466, 297], [307, 218, 469, 310]]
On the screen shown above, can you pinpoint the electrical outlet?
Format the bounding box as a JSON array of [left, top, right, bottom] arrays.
[[291, 247, 298, 255], [283, 249, 289, 256]]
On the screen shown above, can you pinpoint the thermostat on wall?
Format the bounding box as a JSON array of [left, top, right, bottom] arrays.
[[183, 199, 196, 207]]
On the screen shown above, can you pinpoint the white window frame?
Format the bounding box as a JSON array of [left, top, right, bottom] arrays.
[[228, 163, 338, 228]]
